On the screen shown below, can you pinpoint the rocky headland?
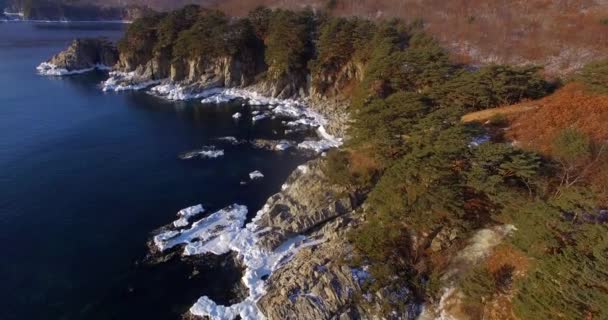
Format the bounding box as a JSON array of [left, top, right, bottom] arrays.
[[37, 38, 118, 75], [36, 8, 523, 320]]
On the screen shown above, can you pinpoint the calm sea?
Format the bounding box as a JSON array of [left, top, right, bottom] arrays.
[[0, 22, 309, 319]]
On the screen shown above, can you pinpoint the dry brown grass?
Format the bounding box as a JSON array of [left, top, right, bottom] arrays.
[[461, 103, 539, 124], [507, 82, 608, 154]]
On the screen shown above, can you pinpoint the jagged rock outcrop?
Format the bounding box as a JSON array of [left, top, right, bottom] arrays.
[[258, 235, 365, 320], [251, 158, 369, 320], [47, 38, 118, 71], [254, 159, 356, 251]]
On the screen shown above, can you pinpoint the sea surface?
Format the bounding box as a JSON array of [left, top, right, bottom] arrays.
[[0, 22, 310, 319]]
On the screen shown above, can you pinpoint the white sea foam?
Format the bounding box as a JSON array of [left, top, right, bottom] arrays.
[[36, 62, 110, 76], [153, 202, 325, 320], [179, 147, 224, 160]]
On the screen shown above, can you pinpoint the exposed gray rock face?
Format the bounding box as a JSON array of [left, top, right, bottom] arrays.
[[117, 47, 261, 90], [254, 159, 355, 251], [47, 38, 118, 70], [257, 237, 366, 320], [250, 158, 370, 320]]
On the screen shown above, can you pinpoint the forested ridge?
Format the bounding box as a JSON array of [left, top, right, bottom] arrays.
[[115, 5, 608, 319], [7, 0, 608, 76]]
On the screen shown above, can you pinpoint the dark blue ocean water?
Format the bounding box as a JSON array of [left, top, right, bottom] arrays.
[[0, 22, 309, 319]]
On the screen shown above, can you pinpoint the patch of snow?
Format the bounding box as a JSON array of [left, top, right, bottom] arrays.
[[275, 140, 293, 151], [232, 112, 242, 119], [179, 146, 224, 160], [249, 170, 264, 180], [297, 165, 309, 174], [172, 204, 205, 228], [36, 62, 110, 76], [201, 93, 236, 104], [469, 134, 491, 147], [150, 83, 223, 101], [153, 203, 326, 320], [215, 136, 242, 145], [252, 114, 268, 122], [102, 71, 162, 92]]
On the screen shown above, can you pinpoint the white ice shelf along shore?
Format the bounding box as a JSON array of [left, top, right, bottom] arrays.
[[36, 62, 111, 76], [153, 202, 325, 320]]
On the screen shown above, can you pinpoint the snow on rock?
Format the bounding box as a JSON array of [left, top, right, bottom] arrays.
[[102, 71, 162, 92], [201, 93, 237, 104], [215, 136, 243, 145], [249, 170, 264, 180], [275, 140, 293, 151], [154, 204, 248, 253], [179, 146, 224, 160], [101, 79, 343, 153], [153, 203, 325, 320], [36, 62, 110, 76], [252, 114, 268, 122], [150, 83, 223, 101], [172, 204, 205, 228]]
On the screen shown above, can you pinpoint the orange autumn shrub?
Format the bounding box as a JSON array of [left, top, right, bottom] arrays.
[[507, 82, 608, 204]]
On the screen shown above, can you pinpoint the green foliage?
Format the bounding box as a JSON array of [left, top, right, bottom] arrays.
[[350, 91, 429, 162], [172, 10, 256, 61], [118, 13, 165, 62], [265, 9, 314, 79], [552, 128, 592, 163], [460, 266, 497, 303], [391, 33, 456, 93], [579, 59, 608, 94], [466, 143, 541, 203], [310, 17, 375, 92], [513, 223, 608, 319], [433, 65, 549, 111], [247, 6, 272, 40], [153, 5, 200, 58]]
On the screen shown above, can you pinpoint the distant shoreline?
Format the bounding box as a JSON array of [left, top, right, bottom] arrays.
[[1, 10, 132, 24]]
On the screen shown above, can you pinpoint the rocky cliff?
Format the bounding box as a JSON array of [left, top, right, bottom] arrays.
[[37, 38, 118, 75]]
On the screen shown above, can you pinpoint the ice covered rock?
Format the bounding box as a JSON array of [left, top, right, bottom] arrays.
[[102, 71, 161, 92], [249, 170, 264, 180], [172, 204, 205, 228], [37, 38, 117, 76]]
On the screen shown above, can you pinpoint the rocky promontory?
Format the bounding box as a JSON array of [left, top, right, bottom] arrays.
[[37, 38, 118, 75]]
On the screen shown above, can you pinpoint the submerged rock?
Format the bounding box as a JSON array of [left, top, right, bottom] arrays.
[[37, 38, 118, 75]]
